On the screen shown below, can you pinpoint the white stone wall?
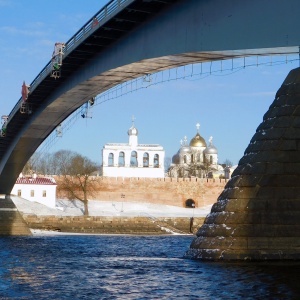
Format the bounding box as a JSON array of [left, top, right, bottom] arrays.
[[204, 153, 218, 165]]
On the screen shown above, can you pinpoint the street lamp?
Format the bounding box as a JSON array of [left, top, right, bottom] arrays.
[[121, 193, 125, 212]]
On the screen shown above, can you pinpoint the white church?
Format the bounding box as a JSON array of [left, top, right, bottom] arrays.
[[102, 119, 165, 178]]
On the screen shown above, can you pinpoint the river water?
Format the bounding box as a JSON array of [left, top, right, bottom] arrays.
[[0, 234, 299, 299]]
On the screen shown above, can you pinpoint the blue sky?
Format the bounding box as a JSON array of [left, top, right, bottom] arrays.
[[1, 0, 299, 166]]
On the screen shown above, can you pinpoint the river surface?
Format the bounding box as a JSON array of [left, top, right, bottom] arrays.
[[0, 234, 299, 299]]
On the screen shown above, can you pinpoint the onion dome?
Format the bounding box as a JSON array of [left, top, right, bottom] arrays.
[[127, 125, 138, 136], [204, 136, 218, 154], [179, 136, 191, 154], [189, 122, 206, 148], [190, 133, 207, 147], [172, 151, 180, 164], [128, 116, 138, 136], [180, 145, 191, 154]]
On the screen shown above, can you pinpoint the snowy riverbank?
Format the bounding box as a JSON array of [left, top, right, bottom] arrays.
[[11, 196, 213, 218]]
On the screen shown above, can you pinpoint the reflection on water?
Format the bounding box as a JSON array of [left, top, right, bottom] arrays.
[[0, 235, 299, 299]]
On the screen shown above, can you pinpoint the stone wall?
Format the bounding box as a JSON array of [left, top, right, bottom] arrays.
[[186, 67, 300, 260], [55, 176, 227, 207], [23, 215, 205, 235], [0, 196, 31, 236]]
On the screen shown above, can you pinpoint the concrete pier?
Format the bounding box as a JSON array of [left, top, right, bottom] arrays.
[[0, 195, 31, 236], [186, 67, 300, 260]]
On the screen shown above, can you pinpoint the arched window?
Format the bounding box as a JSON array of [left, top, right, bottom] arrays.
[[108, 153, 114, 166], [118, 152, 125, 167], [210, 155, 213, 164], [185, 199, 195, 208], [191, 154, 194, 163], [143, 152, 149, 167], [183, 155, 187, 164], [130, 151, 138, 167], [154, 154, 159, 168]]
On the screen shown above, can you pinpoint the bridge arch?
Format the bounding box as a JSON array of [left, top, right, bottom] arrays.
[[1, 0, 300, 196]]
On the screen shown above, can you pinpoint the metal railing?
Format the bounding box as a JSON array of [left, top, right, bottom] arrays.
[[9, 0, 133, 121]]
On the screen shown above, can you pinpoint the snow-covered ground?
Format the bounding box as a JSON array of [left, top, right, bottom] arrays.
[[11, 196, 213, 218]]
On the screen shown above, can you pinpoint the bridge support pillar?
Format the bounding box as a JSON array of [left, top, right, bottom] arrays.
[[186, 67, 300, 260], [0, 195, 32, 236]]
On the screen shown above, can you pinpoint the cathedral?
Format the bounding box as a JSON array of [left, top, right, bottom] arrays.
[[102, 119, 165, 178], [169, 123, 222, 178]]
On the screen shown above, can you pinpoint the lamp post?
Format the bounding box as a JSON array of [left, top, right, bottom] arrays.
[[190, 203, 195, 233], [121, 193, 125, 212]]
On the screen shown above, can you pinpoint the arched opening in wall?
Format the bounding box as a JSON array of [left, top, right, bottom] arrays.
[[131, 151, 138, 167], [207, 171, 213, 178], [143, 152, 149, 167], [118, 152, 125, 167], [183, 155, 187, 164], [108, 153, 114, 166], [185, 199, 195, 208], [191, 154, 194, 163], [154, 154, 159, 168], [210, 155, 213, 164]]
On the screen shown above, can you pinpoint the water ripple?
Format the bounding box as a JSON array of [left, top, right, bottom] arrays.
[[0, 235, 298, 299]]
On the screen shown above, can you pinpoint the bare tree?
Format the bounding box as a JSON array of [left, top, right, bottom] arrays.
[[223, 159, 233, 167], [23, 152, 56, 175], [22, 156, 35, 175], [23, 150, 100, 215], [56, 150, 100, 215], [164, 157, 171, 172]]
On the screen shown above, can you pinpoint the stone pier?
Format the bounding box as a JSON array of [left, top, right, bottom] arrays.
[[186, 67, 300, 261], [0, 195, 32, 235]]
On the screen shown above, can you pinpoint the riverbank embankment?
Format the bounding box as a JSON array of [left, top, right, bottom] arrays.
[[23, 215, 205, 235], [11, 196, 211, 235]]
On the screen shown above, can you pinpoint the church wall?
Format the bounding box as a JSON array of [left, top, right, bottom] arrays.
[[55, 176, 227, 208]]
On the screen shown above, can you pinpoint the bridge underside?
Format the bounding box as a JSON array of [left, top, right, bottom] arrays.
[[2, 0, 300, 194], [1, 47, 296, 195], [186, 67, 300, 260]]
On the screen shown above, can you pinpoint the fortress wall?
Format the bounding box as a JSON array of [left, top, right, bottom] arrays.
[[55, 176, 227, 207]]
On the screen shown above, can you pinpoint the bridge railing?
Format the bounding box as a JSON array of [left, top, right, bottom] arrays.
[[8, 0, 133, 123]]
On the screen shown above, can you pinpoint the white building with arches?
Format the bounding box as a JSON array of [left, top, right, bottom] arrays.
[[102, 121, 165, 178]]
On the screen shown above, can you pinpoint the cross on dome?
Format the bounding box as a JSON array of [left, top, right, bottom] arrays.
[[131, 115, 136, 126], [196, 122, 200, 132]]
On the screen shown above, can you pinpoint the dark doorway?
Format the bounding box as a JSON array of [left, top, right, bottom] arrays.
[[185, 199, 195, 208]]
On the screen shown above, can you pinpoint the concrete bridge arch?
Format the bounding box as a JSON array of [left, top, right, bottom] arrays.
[[1, 0, 300, 254], [1, 0, 300, 195]]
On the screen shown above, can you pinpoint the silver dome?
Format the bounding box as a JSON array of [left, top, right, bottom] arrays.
[[127, 126, 138, 136]]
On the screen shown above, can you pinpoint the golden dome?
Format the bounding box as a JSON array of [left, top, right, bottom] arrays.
[[189, 133, 206, 148]]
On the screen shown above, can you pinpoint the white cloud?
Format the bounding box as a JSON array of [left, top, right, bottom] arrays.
[[0, 25, 48, 37]]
